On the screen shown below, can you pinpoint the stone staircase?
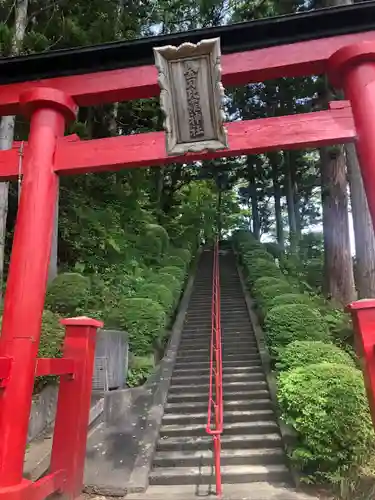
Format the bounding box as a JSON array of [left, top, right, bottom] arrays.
[[149, 249, 291, 491]]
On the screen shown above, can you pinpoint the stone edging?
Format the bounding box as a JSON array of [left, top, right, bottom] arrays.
[[235, 253, 301, 487], [125, 249, 201, 492]]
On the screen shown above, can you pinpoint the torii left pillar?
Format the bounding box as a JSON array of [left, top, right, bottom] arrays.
[[0, 88, 77, 487]]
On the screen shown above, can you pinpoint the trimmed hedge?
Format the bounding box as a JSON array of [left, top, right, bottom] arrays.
[[255, 282, 296, 314], [161, 265, 185, 282], [46, 272, 90, 315], [105, 297, 166, 356], [168, 247, 191, 264], [253, 277, 289, 293], [135, 283, 174, 312], [276, 340, 356, 372], [278, 363, 374, 482], [242, 248, 274, 264], [148, 271, 181, 301], [264, 304, 330, 355], [268, 293, 322, 311], [162, 255, 186, 269], [245, 258, 284, 286]]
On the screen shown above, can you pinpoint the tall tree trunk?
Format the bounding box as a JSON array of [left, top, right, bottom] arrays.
[[320, 146, 355, 305], [270, 157, 284, 249], [285, 152, 298, 253], [318, 0, 369, 301], [247, 158, 260, 239], [217, 187, 222, 239], [0, 0, 29, 296], [346, 143, 375, 298]]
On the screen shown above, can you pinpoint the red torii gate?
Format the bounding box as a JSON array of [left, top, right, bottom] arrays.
[[1, 5, 375, 500]]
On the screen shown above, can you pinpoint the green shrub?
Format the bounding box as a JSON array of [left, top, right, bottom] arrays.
[[268, 293, 322, 311], [127, 354, 154, 387], [253, 277, 289, 293], [162, 255, 186, 269], [168, 247, 191, 263], [264, 304, 330, 355], [37, 310, 65, 393], [161, 266, 185, 283], [135, 283, 174, 312], [278, 363, 374, 482], [256, 282, 296, 313], [246, 258, 284, 286], [276, 340, 356, 372], [46, 273, 90, 315], [304, 258, 324, 290], [149, 272, 181, 299], [105, 298, 166, 356], [264, 242, 285, 259], [242, 248, 274, 264], [137, 233, 163, 265], [146, 224, 169, 254]]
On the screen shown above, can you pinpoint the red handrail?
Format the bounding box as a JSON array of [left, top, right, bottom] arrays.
[[206, 239, 223, 496]]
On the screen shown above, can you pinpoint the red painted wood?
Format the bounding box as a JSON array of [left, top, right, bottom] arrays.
[[53, 104, 355, 175], [35, 358, 75, 377], [346, 301, 375, 429], [0, 134, 80, 180], [329, 42, 375, 237], [0, 358, 11, 388], [50, 318, 102, 499], [0, 104, 355, 179], [0, 31, 375, 114], [0, 88, 76, 488]]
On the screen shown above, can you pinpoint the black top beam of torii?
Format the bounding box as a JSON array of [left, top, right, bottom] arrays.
[[0, 1, 375, 85]]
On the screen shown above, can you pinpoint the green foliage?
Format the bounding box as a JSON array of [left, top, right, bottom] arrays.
[[127, 355, 154, 387], [159, 266, 185, 284], [135, 283, 174, 312], [276, 340, 356, 372], [304, 258, 324, 290], [246, 258, 284, 286], [149, 269, 182, 300], [264, 242, 284, 259], [46, 273, 90, 315], [242, 248, 274, 265], [105, 298, 166, 356], [168, 247, 191, 263], [253, 277, 289, 293], [38, 310, 65, 359], [264, 304, 330, 355], [256, 282, 296, 313], [162, 255, 186, 269], [268, 292, 323, 311], [278, 363, 374, 483]]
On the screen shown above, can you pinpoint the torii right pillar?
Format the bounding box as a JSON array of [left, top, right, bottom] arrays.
[[328, 41, 375, 228], [329, 42, 375, 429]]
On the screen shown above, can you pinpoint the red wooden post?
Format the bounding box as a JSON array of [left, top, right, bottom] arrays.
[[50, 317, 103, 500], [346, 300, 375, 428], [328, 42, 375, 232], [0, 88, 77, 487]]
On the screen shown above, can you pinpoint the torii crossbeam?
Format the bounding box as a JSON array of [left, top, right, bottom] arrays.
[[1, 3, 375, 499]]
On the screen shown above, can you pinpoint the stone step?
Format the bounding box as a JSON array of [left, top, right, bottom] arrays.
[[176, 353, 260, 362], [164, 398, 273, 414], [157, 433, 283, 452], [167, 389, 270, 403], [149, 464, 290, 486], [173, 364, 263, 377], [174, 359, 262, 369], [171, 371, 265, 385], [168, 380, 267, 394], [160, 420, 278, 438], [162, 409, 275, 426], [153, 447, 285, 468]]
